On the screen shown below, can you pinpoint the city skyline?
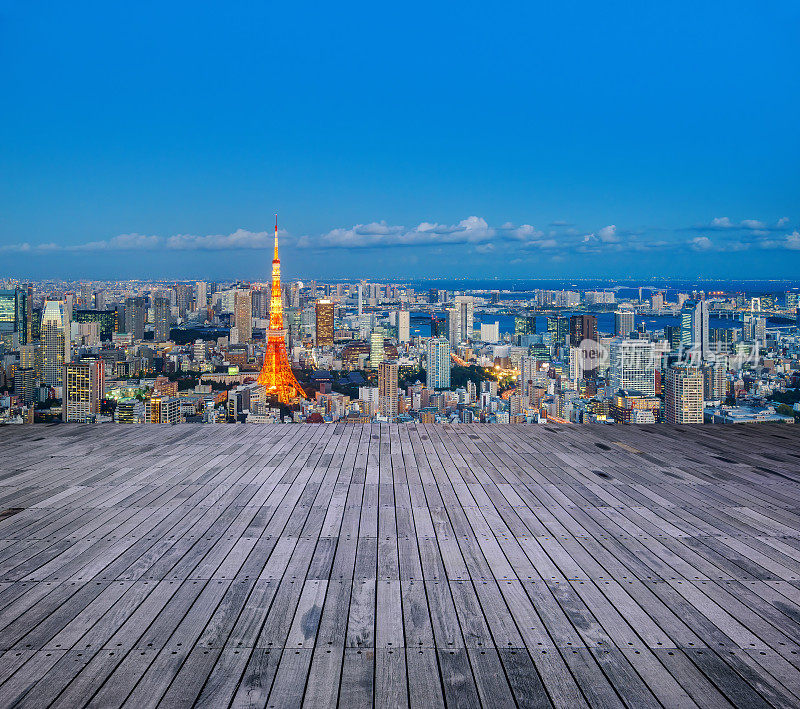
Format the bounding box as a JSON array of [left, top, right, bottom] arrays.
[[2, 3, 798, 279]]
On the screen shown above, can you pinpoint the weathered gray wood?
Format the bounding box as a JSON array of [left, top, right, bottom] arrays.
[[0, 423, 797, 707]]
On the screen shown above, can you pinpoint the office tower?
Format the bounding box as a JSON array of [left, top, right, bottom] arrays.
[[519, 356, 537, 394], [666, 365, 703, 423], [252, 288, 269, 319], [235, 290, 253, 343], [80, 283, 92, 306], [378, 360, 399, 417], [64, 293, 75, 321], [426, 337, 451, 390], [702, 358, 727, 401], [547, 315, 569, 347], [614, 309, 635, 338], [63, 359, 104, 423], [0, 288, 27, 349], [147, 394, 180, 423], [397, 310, 410, 343], [193, 339, 207, 362], [569, 314, 598, 347], [153, 297, 171, 342], [174, 284, 192, 317], [664, 325, 681, 351], [610, 339, 656, 396], [681, 299, 709, 362], [196, 281, 208, 310], [480, 321, 500, 342], [124, 297, 146, 340], [41, 300, 70, 387], [73, 310, 117, 340], [94, 289, 107, 310], [453, 296, 474, 342], [742, 315, 766, 346], [357, 283, 363, 316], [428, 288, 438, 304], [255, 218, 306, 402], [446, 308, 460, 347], [20, 343, 39, 376], [370, 332, 385, 368], [651, 292, 664, 310], [24, 284, 33, 343], [315, 299, 334, 346], [514, 315, 536, 337], [14, 367, 36, 404]]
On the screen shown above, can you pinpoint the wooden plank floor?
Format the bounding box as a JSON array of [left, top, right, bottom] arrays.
[[0, 423, 798, 707]]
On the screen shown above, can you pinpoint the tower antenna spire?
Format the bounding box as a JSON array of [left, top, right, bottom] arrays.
[[274, 213, 279, 260]]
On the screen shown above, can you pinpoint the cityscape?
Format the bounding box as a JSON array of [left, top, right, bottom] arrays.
[[1, 227, 798, 426]]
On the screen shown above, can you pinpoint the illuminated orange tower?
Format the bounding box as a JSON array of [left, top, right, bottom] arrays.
[[256, 216, 306, 402]]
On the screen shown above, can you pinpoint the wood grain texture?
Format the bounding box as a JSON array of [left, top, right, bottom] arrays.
[[0, 422, 797, 707]]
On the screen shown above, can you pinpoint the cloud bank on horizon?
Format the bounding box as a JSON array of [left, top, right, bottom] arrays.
[[3, 216, 797, 258]]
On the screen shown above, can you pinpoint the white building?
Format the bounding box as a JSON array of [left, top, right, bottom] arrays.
[[426, 338, 451, 389], [609, 338, 656, 396], [480, 321, 500, 342]]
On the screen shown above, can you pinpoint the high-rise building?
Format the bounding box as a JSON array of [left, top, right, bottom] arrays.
[[195, 281, 208, 311], [514, 315, 536, 337], [63, 359, 104, 423], [681, 299, 709, 362], [702, 357, 727, 401], [73, 309, 117, 340], [315, 299, 334, 346], [665, 365, 703, 423], [124, 297, 145, 340], [14, 367, 36, 404], [378, 360, 399, 418], [41, 300, 70, 387], [94, 289, 107, 310], [252, 288, 270, 319], [614, 309, 635, 338], [428, 288, 438, 304], [610, 338, 656, 396], [174, 284, 192, 317], [453, 296, 474, 343], [147, 394, 181, 423], [569, 314, 598, 347], [664, 325, 681, 351], [235, 290, 253, 343], [446, 308, 460, 347], [480, 321, 500, 342], [426, 337, 451, 390], [370, 332, 385, 368], [357, 283, 363, 316], [547, 316, 569, 347], [0, 288, 27, 349], [153, 297, 171, 342], [396, 310, 410, 343]]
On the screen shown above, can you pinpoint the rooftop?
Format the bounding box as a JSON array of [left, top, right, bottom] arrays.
[[0, 423, 799, 707]]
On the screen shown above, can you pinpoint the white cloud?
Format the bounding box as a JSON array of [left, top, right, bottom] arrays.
[[785, 231, 800, 250], [711, 217, 733, 228], [315, 216, 496, 248], [691, 236, 714, 251], [741, 219, 765, 229], [597, 225, 619, 243], [778, 217, 790, 227]]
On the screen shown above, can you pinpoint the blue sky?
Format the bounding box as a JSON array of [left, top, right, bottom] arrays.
[[1, 2, 798, 280]]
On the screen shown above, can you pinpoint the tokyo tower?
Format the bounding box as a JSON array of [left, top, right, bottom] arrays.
[[256, 216, 306, 402]]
